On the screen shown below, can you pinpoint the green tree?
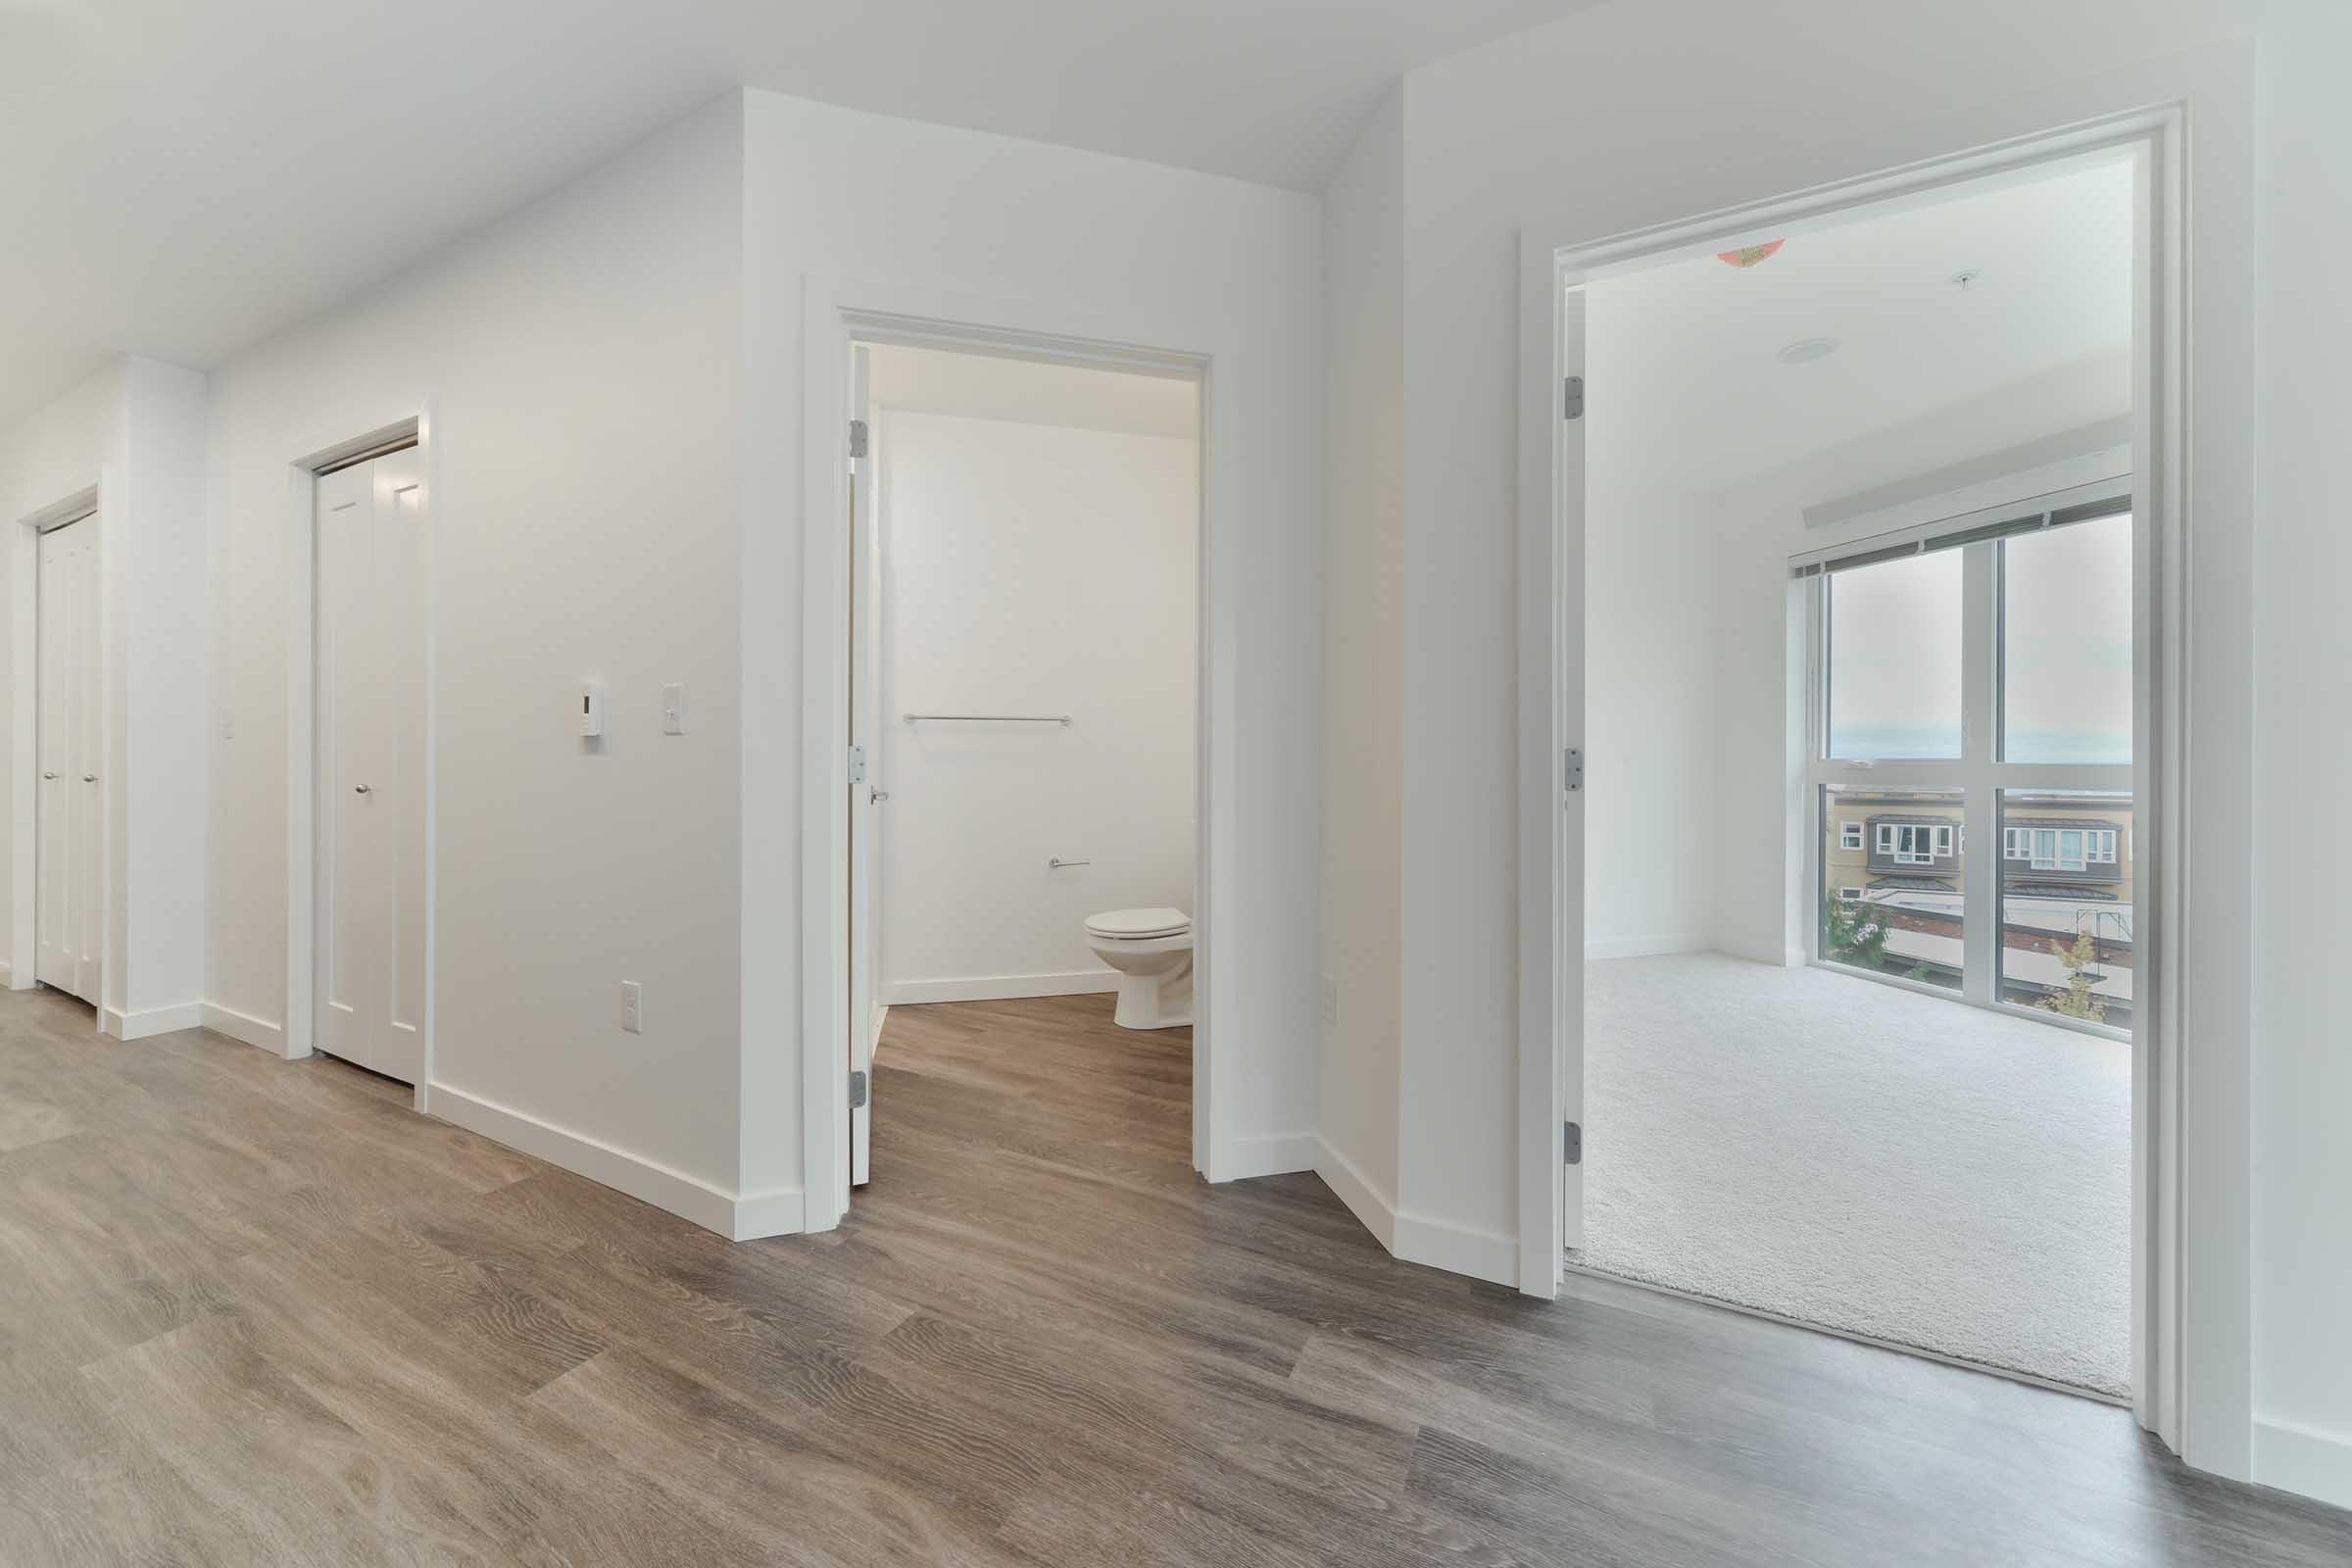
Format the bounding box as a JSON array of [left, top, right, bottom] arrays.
[[1823, 895, 1891, 968], [2034, 928, 2109, 1023]]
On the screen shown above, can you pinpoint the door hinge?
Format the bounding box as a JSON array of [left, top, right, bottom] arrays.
[[1564, 746, 1583, 795], [850, 1070, 868, 1110], [1563, 376, 1585, 421], [848, 743, 868, 784], [849, 418, 869, 460], [1564, 1120, 1582, 1165]]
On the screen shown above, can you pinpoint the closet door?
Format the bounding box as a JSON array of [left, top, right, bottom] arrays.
[[35, 516, 100, 1004], [315, 450, 426, 1083], [318, 464, 380, 1066]]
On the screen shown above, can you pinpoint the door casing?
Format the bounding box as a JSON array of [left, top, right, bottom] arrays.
[[1517, 53, 2256, 1480]]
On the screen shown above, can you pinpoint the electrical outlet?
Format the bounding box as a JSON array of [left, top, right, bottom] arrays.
[[1319, 973, 1338, 1026], [620, 981, 642, 1035]]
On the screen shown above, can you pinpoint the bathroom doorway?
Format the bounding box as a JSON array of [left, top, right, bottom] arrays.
[[838, 339, 1205, 1203]]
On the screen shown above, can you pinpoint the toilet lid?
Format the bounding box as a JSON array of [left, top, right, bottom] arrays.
[[1085, 906, 1190, 939]]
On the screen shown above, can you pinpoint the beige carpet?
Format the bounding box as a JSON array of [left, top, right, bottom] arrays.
[[1576, 954, 2131, 1396]]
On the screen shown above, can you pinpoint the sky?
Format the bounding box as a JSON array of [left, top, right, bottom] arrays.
[[1828, 512, 2132, 763]]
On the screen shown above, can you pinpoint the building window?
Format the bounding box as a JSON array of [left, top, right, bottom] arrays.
[[1878, 822, 1948, 864], [1840, 822, 1863, 851], [2030, 827, 2087, 872], [1838, 886, 1863, 902], [2004, 828, 2031, 859]]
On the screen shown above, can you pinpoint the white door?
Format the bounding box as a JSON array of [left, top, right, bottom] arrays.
[[34, 514, 101, 1004], [1558, 290, 1589, 1258], [316, 449, 427, 1083], [848, 347, 879, 1187]]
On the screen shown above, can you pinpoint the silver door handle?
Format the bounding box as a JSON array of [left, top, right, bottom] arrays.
[[80, 774, 94, 783], [41, 771, 57, 780], [354, 785, 372, 795], [870, 789, 889, 804]]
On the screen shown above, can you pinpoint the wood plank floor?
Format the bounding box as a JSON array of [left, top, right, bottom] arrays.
[[0, 983, 2344, 1565]]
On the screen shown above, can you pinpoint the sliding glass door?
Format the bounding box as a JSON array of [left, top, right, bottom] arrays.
[[1802, 488, 2134, 1034]]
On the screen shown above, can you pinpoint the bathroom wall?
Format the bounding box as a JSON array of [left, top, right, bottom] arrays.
[[871, 347, 1199, 1003]]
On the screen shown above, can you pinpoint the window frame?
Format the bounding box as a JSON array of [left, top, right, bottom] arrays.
[[1800, 480, 2133, 1039]]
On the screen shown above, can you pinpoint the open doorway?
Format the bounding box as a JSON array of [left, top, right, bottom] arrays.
[[1563, 152, 2144, 1397], [840, 342, 1202, 1202]]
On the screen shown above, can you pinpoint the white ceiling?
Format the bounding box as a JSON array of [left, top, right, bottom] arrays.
[[1588, 156, 2137, 498], [0, 0, 1602, 430]]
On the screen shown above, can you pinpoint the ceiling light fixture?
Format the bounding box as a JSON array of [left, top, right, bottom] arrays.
[[1776, 336, 1838, 365], [1718, 239, 1786, 269]]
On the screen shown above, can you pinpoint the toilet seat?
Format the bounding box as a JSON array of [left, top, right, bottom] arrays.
[[1084, 906, 1191, 941]]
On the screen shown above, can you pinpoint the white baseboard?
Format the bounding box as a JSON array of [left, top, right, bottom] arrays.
[[881, 970, 1118, 1005], [1314, 1136, 1396, 1250], [101, 1002, 206, 1041], [1217, 1130, 1317, 1181], [1312, 1134, 1515, 1285], [1392, 1207, 1518, 1287], [1584, 933, 1710, 960], [200, 1002, 285, 1054], [428, 1083, 805, 1242], [2254, 1417, 2352, 1511]]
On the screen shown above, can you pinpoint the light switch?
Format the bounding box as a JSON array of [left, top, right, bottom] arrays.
[[662, 682, 687, 735], [620, 981, 642, 1035]]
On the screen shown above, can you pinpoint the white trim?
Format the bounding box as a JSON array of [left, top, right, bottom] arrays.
[[284, 407, 438, 1076], [1222, 1130, 1318, 1181], [798, 276, 1243, 1234], [1313, 1136, 1396, 1250], [99, 1002, 204, 1041], [2251, 1419, 2352, 1513], [429, 1083, 805, 1241], [200, 1001, 284, 1053], [1394, 1209, 1517, 1287], [879, 970, 1119, 1005], [1584, 932, 1710, 960], [1518, 47, 2256, 1478]]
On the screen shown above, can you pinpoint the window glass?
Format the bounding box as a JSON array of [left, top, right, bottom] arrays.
[[1998, 790, 2134, 1030], [2002, 514, 2132, 763], [1820, 785, 1963, 993], [1827, 549, 1964, 759]]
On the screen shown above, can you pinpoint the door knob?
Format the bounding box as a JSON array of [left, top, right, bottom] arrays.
[[41, 771, 57, 780], [80, 774, 94, 783], [870, 789, 889, 804], [354, 784, 372, 795]]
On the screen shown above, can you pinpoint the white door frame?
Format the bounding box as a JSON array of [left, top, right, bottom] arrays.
[[10, 481, 111, 1018], [281, 406, 440, 1112], [798, 275, 1236, 1232], [1517, 48, 2257, 1480]]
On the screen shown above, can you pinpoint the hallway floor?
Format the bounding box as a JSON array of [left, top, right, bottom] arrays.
[[1580, 953, 2131, 1395], [0, 984, 2343, 1565]]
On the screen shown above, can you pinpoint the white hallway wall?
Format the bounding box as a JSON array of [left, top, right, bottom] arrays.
[[1314, 85, 1404, 1235], [1360, 0, 2347, 1503], [205, 98, 752, 1203], [0, 355, 208, 1031], [200, 84, 1322, 1223], [737, 86, 1325, 1196], [876, 399, 1198, 1002]]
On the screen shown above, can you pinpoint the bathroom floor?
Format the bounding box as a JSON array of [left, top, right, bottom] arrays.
[[870, 992, 1193, 1167]]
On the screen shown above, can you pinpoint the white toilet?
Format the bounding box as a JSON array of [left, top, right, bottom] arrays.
[[1084, 906, 1194, 1029]]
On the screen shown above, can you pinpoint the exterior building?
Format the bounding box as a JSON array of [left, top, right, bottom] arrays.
[[1820, 790, 2134, 1026]]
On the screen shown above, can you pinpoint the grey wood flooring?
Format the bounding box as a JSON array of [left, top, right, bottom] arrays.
[[0, 982, 2343, 1565]]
